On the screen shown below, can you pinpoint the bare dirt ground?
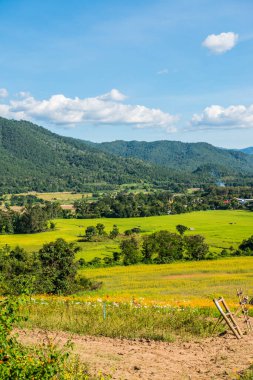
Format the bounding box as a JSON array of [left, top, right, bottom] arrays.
[[17, 325, 253, 380]]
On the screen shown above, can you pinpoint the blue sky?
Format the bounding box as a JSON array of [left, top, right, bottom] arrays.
[[0, 0, 253, 147]]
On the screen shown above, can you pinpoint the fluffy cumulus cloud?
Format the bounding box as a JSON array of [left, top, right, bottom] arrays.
[[202, 32, 239, 54], [0, 88, 8, 98], [0, 88, 178, 132], [191, 104, 253, 129]]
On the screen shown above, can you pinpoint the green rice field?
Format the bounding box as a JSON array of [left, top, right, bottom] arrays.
[[0, 210, 252, 261]]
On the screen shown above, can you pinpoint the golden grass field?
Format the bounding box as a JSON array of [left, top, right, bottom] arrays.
[[80, 257, 253, 307], [10, 191, 92, 204]]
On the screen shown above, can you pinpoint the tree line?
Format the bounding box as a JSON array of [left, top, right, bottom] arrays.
[[74, 186, 253, 219], [1, 186, 253, 237], [79, 224, 253, 268], [0, 204, 57, 234], [79, 225, 211, 268]]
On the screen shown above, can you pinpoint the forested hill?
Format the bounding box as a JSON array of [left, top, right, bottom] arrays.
[[95, 140, 253, 177], [0, 118, 178, 193], [0, 117, 253, 193], [240, 147, 253, 155]]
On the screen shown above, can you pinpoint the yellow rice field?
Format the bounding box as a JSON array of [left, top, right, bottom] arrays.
[[80, 257, 253, 307]]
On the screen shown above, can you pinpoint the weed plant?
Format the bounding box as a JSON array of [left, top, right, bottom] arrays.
[[0, 297, 110, 379], [239, 365, 253, 379]]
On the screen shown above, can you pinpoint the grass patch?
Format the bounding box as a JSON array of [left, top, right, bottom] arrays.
[[21, 300, 217, 342], [239, 365, 253, 379]]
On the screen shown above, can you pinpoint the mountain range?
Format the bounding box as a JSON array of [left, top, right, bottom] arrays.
[[94, 140, 253, 176], [0, 117, 252, 193]]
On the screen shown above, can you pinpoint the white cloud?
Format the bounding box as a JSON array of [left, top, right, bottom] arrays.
[[98, 88, 127, 102], [0, 104, 11, 117], [0, 88, 8, 98], [18, 91, 31, 98], [157, 68, 169, 75], [0, 89, 178, 132], [202, 32, 238, 54], [191, 104, 253, 129]]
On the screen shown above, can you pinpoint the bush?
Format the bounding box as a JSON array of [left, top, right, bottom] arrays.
[[0, 297, 110, 379], [109, 225, 119, 239], [239, 235, 253, 255], [0, 297, 69, 379]]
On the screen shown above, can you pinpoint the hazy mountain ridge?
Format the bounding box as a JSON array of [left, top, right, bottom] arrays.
[[94, 140, 253, 175], [240, 147, 253, 155]]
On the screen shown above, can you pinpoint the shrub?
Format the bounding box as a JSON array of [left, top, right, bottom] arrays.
[[0, 297, 110, 379], [0, 297, 69, 379], [109, 225, 119, 239], [239, 235, 253, 255], [84, 226, 98, 241]]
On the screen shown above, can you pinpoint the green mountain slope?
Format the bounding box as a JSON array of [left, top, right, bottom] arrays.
[[95, 140, 253, 177], [0, 117, 253, 193], [0, 118, 178, 193]]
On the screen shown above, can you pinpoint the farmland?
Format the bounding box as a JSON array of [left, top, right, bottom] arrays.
[[81, 257, 253, 306], [4, 191, 92, 204], [0, 210, 253, 306], [0, 209, 252, 256]]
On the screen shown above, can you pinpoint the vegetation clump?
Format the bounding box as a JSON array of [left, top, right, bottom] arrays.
[[81, 227, 214, 268], [0, 297, 110, 379], [0, 239, 101, 296], [0, 297, 70, 379]]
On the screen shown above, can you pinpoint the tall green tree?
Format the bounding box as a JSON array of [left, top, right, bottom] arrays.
[[37, 239, 80, 294], [0, 246, 35, 295], [239, 235, 253, 255], [184, 235, 209, 260], [120, 237, 141, 265]]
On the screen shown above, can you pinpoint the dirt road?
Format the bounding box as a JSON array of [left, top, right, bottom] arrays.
[[17, 327, 253, 380]]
